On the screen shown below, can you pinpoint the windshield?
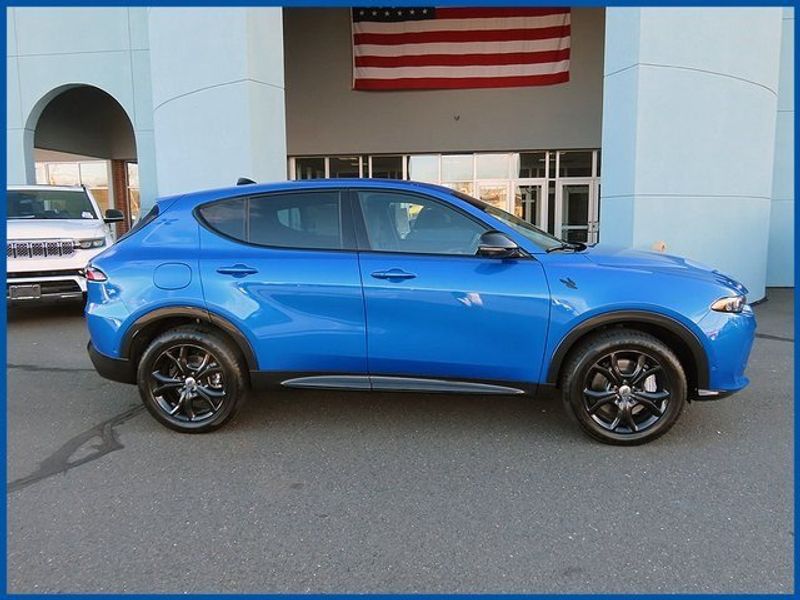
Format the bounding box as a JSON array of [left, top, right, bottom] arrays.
[[449, 190, 565, 251], [7, 189, 97, 220]]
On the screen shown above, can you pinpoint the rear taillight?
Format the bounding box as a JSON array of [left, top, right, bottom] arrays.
[[84, 266, 108, 282]]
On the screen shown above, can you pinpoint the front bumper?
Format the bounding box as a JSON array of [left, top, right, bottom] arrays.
[[87, 341, 136, 384], [696, 305, 756, 394], [7, 271, 86, 301]]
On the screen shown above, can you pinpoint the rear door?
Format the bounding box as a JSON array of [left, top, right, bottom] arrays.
[[351, 188, 551, 387], [197, 188, 367, 378]]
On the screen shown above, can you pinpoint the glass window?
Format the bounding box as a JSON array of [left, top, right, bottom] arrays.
[[34, 163, 46, 184], [558, 151, 593, 177], [441, 154, 473, 181], [370, 155, 404, 179], [7, 189, 97, 220], [294, 157, 326, 180], [198, 198, 247, 240], [476, 153, 509, 179], [407, 155, 439, 182], [450, 190, 563, 251], [441, 181, 474, 196], [328, 156, 362, 178], [46, 162, 80, 186], [249, 191, 342, 250], [518, 152, 547, 178], [127, 162, 140, 222], [79, 162, 108, 188], [357, 191, 485, 256]]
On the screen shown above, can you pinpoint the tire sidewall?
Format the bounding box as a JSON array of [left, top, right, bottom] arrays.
[[137, 329, 245, 433], [564, 334, 687, 445]]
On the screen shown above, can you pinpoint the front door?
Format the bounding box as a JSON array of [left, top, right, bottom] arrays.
[[352, 188, 550, 387], [197, 189, 367, 378], [555, 180, 599, 243]]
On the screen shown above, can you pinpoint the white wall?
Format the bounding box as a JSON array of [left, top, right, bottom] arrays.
[[283, 8, 605, 155], [6, 7, 158, 208], [766, 7, 794, 287], [148, 8, 286, 196], [601, 8, 784, 301]]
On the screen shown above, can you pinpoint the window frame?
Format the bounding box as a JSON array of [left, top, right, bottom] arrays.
[[194, 188, 357, 252], [348, 188, 530, 260]]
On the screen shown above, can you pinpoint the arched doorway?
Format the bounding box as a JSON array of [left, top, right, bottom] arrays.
[[28, 85, 138, 234]]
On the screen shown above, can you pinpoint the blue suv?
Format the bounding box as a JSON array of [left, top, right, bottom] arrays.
[[86, 180, 755, 444]]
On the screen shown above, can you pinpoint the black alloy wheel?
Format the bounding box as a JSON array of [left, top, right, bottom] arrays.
[[561, 329, 687, 445], [137, 326, 247, 432], [150, 343, 226, 423]]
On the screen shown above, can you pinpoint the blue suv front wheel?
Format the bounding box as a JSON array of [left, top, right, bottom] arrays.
[[136, 325, 248, 432], [561, 329, 688, 445]]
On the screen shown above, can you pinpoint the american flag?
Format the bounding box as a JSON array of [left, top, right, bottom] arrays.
[[352, 7, 571, 91]]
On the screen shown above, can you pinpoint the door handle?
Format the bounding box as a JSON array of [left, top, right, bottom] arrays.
[[216, 264, 258, 277], [371, 268, 417, 280]]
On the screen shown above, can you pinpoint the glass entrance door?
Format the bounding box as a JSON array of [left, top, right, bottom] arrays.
[[512, 180, 546, 229], [555, 180, 598, 243]]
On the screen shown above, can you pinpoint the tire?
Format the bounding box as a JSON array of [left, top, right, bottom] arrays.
[[561, 329, 687, 445], [136, 325, 248, 433]]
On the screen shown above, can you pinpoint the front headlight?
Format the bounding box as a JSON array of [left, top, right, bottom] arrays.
[[75, 238, 106, 250], [711, 295, 746, 313]]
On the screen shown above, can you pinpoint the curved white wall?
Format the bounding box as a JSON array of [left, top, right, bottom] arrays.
[[148, 8, 286, 196], [601, 8, 784, 301]]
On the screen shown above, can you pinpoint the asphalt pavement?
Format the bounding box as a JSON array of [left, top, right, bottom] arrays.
[[6, 290, 794, 593]]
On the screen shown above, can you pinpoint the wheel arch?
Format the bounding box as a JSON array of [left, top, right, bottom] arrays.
[[120, 306, 258, 371], [546, 311, 709, 393]]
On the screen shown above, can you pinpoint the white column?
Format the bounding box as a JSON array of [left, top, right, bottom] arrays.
[[600, 8, 784, 301], [147, 8, 286, 196], [766, 8, 794, 287]]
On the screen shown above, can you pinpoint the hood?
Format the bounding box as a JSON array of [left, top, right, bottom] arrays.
[[583, 244, 748, 295], [7, 218, 108, 240]]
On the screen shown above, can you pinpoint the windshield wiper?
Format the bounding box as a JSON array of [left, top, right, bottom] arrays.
[[546, 241, 587, 253]]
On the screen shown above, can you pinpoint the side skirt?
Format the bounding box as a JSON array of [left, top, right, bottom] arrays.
[[250, 372, 535, 396]]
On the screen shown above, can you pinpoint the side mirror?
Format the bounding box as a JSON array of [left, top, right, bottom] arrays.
[[476, 231, 524, 258], [104, 209, 125, 224]]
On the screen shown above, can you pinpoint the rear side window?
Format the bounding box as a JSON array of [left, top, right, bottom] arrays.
[[198, 191, 343, 250]]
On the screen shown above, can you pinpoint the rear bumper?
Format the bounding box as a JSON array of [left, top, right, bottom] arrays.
[[87, 341, 136, 384]]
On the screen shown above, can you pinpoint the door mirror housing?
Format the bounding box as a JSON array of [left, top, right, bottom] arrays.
[[104, 208, 125, 224], [476, 231, 525, 258]]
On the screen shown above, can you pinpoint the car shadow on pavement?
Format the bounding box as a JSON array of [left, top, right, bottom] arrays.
[[232, 387, 581, 441], [7, 299, 85, 322]]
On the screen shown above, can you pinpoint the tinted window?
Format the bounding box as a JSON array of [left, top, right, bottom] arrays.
[[356, 191, 486, 256], [199, 198, 246, 240], [198, 191, 343, 250]]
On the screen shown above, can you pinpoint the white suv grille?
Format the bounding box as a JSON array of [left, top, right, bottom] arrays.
[[7, 239, 75, 259]]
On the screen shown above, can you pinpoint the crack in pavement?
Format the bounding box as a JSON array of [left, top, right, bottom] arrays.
[[7, 363, 97, 374], [7, 405, 145, 494], [755, 333, 794, 343]]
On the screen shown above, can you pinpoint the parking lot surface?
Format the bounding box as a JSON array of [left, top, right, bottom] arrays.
[[6, 290, 794, 593]]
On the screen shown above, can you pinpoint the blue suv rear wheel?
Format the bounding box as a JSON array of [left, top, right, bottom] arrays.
[[136, 326, 248, 433]]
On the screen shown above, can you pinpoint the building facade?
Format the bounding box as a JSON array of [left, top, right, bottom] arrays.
[[6, 7, 794, 300]]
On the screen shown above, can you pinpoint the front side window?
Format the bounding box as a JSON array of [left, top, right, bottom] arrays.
[[7, 190, 97, 220], [198, 191, 343, 250], [356, 191, 486, 256]]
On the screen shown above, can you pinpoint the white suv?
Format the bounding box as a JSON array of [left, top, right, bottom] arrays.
[[7, 185, 123, 302]]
